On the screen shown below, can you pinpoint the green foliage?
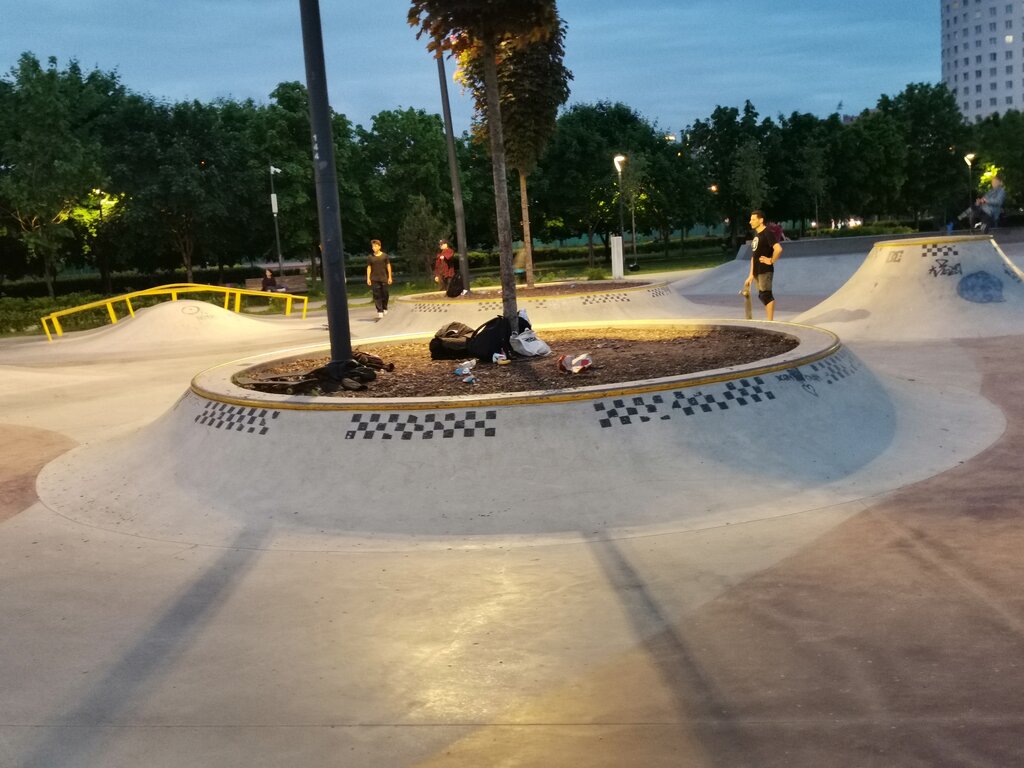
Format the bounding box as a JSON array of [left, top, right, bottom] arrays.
[[397, 194, 449, 275], [584, 267, 608, 280]]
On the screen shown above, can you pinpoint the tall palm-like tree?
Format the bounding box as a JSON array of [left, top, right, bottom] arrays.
[[409, 0, 559, 325], [457, 18, 571, 287]]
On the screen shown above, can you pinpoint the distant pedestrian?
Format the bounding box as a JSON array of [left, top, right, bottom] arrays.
[[261, 269, 287, 293], [366, 239, 393, 319], [743, 210, 783, 321], [434, 239, 455, 291]]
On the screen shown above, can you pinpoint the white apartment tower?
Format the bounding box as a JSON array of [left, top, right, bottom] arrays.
[[942, 0, 1024, 122]]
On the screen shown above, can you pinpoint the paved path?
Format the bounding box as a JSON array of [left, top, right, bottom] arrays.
[[1, 240, 1023, 767]]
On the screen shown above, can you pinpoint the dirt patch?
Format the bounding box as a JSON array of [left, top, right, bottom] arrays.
[[240, 326, 799, 398], [413, 281, 650, 301]]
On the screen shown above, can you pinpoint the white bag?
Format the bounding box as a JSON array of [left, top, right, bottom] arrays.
[[510, 328, 551, 357]]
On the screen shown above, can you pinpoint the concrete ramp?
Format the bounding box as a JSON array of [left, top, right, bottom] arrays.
[[42, 300, 322, 356], [796, 235, 1024, 340]]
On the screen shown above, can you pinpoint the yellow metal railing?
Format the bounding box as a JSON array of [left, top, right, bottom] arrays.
[[39, 282, 309, 342]]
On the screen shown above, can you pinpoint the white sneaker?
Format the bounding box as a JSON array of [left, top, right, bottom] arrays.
[[383, 309, 388, 315], [376, 311, 383, 319]]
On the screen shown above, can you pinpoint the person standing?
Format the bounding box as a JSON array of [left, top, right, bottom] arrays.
[[743, 210, 783, 321], [434, 239, 455, 291], [366, 239, 393, 319]]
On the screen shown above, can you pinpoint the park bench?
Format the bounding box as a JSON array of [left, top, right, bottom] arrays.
[[244, 274, 309, 293]]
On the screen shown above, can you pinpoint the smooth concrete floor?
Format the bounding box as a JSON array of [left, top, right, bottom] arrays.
[[2, 279, 1024, 767]]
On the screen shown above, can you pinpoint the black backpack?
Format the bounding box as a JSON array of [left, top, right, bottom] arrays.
[[446, 272, 464, 298], [429, 321, 474, 360], [466, 314, 531, 361]]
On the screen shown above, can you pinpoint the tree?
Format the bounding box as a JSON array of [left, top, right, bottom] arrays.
[[354, 107, 449, 252], [971, 110, 1024, 213], [533, 102, 662, 265], [0, 54, 111, 296], [398, 194, 448, 276], [457, 17, 571, 286], [730, 139, 769, 212], [879, 83, 966, 222], [687, 101, 763, 244], [409, 0, 559, 327]]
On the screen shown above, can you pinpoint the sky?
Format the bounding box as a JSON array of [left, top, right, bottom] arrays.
[[1, 1, 940, 134]]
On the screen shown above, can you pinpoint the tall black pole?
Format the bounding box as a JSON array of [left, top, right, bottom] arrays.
[[436, 50, 471, 291], [298, 0, 353, 366]]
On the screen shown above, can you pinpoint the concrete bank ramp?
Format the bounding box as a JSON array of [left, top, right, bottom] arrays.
[[672, 252, 868, 298], [34, 300, 323, 359], [796, 235, 1024, 340], [36, 320, 998, 550]]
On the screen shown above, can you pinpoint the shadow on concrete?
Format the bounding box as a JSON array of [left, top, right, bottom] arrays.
[[19, 525, 270, 768]]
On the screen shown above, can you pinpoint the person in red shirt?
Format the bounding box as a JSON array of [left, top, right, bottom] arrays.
[[434, 239, 456, 292]]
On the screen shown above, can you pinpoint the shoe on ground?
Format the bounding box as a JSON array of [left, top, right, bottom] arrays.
[[376, 311, 383, 319], [383, 309, 388, 315]]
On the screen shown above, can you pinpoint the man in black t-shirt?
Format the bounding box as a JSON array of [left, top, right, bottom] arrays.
[[743, 210, 783, 320], [365, 239, 393, 319]]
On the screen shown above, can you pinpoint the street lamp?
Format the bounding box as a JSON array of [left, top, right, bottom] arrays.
[[613, 154, 626, 242], [269, 164, 284, 274], [964, 153, 976, 229]]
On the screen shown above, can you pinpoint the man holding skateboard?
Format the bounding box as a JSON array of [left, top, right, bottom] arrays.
[[742, 210, 783, 321]]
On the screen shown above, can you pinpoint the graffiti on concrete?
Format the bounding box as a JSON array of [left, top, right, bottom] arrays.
[[929, 259, 963, 277]]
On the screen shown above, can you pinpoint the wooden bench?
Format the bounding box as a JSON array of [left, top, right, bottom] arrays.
[[244, 274, 308, 293]]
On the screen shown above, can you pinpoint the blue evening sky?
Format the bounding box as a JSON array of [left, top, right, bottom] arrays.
[[0, 1, 939, 133]]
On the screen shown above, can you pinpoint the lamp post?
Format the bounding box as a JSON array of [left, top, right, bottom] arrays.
[[269, 164, 284, 274], [613, 154, 626, 241], [964, 153, 976, 230]]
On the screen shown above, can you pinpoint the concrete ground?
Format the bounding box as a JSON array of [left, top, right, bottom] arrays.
[[2, 238, 1024, 767]]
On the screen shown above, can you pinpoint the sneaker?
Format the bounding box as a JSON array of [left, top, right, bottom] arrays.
[[461, 289, 468, 296], [376, 311, 383, 319], [383, 309, 388, 315]]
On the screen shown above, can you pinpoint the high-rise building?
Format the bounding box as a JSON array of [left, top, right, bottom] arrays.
[[941, 0, 1023, 122]]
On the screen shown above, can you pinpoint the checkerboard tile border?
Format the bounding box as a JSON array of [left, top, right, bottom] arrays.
[[195, 402, 280, 435], [345, 410, 498, 440]]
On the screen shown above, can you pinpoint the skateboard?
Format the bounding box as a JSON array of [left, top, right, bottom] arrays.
[[741, 287, 752, 319]]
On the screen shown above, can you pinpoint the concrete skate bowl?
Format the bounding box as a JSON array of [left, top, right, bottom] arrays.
[[37, 317, 979, 551], [796, 235, 1024, 340]]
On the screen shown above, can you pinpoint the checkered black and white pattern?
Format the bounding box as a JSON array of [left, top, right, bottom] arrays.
[[593, 377, 776, 428], [345, 410, 498, 440], [412, 303, 452, 313], [582, 293, 631, 305], [195, 402, 280, 435], [921, 244, 959, 259], [809, 349, 860, 384]]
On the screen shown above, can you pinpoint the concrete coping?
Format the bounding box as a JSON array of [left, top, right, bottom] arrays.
[[191, 319, 841, 411]]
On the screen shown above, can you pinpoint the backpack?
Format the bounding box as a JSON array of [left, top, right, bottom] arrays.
[[446, 272, 464, 298], [467, 314, 531, 362], [428, 321, 474, 360]]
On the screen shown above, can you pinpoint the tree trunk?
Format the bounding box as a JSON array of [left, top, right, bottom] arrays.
[[518, 169, 535, 288], [481, 36, 518, 327]]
